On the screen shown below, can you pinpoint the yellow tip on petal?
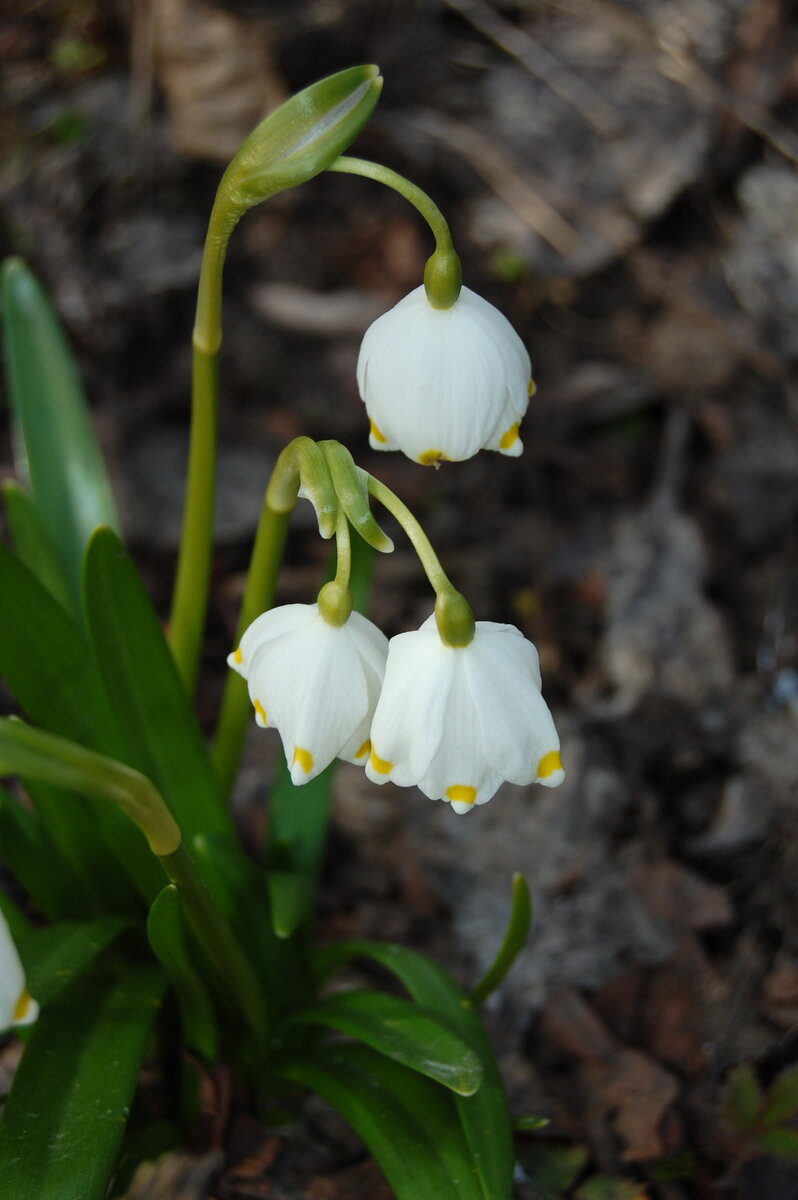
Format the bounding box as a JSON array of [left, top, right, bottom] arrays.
[[292, 746, 314, 775], [419, 449, 451, 467], [253, 699, 267, 724], [537, 750, 562, 779], [369, 419, 387, 444], [233, 646, 243, 665], [446, 785, 476, 806], [14, 988, 33, 1024], [355, 739, 371, 761], [368, 748, 393, 775], [499, 423, 520, 450], [528, 378, 537, 396]]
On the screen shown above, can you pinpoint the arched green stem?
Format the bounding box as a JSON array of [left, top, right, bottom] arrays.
[[366, 475, 474, 645], [328, 156, 462, 308]]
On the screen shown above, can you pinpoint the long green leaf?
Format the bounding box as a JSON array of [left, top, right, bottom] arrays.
[[0, 541, 121, 754], [266, 871, 311, 939], [147, 885, 217, 1062], [2, 481, 74, 615], [282, 1043, 487, 1200], [0, 963, 164, 1200], [288, 990, 482, 1095], [24, 777, 143, 915], [83, 528, 233, 843], [19, 915, 134, 1008], [314, 940, 514, 1200], [0, 785, 81, 919], [1, 258, 120, 608]]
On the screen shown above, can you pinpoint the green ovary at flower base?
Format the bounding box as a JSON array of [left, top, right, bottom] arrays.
[[0, 910, 38, 1033]]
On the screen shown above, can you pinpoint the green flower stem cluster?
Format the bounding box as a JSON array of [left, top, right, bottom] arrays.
[[212, 435, 474, 797]]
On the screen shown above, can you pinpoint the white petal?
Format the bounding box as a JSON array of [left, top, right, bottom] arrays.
[[240, 608, 387, 783], [0, 913, 37, 1032], [415, 654, 503, 808], [366, 625, 453, 786], [357, 285, 532, 464], [228, 604, 315, 678], [466, 627, 562, 787]]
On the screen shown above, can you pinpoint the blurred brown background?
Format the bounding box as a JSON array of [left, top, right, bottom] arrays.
[[2, 2, 798, 1196]]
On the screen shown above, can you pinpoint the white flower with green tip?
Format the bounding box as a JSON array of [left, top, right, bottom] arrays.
[[365, 614, 563, 812], [357, 284, 533, 466], [0, 911, 38, 1032], [228, 603, 388, 784]]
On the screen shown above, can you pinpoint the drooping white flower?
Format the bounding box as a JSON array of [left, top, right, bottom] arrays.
[[357, 284, 533, 466], [365, 614, 563, 813], [0, 911, 38, 1032], [228, 604, 389, 785]]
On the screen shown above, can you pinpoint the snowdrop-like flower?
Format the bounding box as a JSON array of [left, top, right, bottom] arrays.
[[357, 284, 533, 466], [0, 911, 38, 1032], [365, 614, 563, 813], [228, 603, 388, 785]]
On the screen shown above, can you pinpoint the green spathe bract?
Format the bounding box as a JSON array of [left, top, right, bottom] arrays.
[[230, 65, 383, 204]]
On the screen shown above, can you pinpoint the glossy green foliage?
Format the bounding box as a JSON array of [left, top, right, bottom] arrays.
[[314, 940, 515, 1199], [0, 964, 164, 1200], [147, 885, 217, 1061], [1, 258, 120, 609], [283, 1043, 490, 1200], [288, 989, 482, 1095], [83, 528, 233, 845], [18, 915, 133, 1008]]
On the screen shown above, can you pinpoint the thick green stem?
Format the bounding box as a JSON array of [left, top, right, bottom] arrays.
[[168, 199, 238, 694], [211, 503, 291, 797], [160, 841, 268, 1048]]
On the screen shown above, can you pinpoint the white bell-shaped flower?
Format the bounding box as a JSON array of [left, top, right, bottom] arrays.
[[357, 284, 533, 466], [228, 604, 388, 785], [365, 614, 564, 813], [0, 911, 38, 1032]]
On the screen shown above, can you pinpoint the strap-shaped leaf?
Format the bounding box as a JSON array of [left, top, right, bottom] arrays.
[[147, 885, 217, 1062], [0, 541, 121, 754], [18, 915, 133, 1009], [267, 871, 312, 939], [83, 528, 233, 843], [23, 777, 143, 916], [2, 481, 74, 615], [288, 989, 482, 1095], [0, 785, 82, 920], [1, 258, 120, 608], [0, 963, 164, 1200], [282, 1043, 487, 1200], [314, 940, 514, 1200]]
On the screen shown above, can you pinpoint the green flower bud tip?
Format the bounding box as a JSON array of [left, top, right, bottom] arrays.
[[230, 65, 383, 206], [435, 590, 475, 647], [318, 580, 354, 627]]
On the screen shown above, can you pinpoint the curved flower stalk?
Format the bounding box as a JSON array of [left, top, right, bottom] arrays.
[[357, 283, 533, 465], [0, 911, 38, 1032], [366, 614, 564, 813], [228, 603, 388, 784]]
